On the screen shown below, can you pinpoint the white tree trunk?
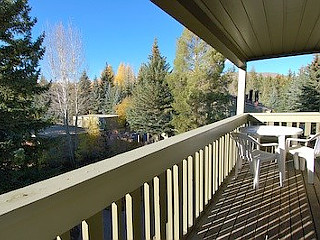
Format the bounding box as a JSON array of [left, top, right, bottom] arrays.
[[45, 21, 84, 166]]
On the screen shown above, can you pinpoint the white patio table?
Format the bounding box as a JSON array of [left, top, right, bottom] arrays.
[[240, 125, 303, 186]]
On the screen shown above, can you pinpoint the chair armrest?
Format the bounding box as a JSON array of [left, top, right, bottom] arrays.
[[255, 141, 278, 149], [260, 143, 278, 147], [286, 137, 309, 147], [286, 138, 309, 143]]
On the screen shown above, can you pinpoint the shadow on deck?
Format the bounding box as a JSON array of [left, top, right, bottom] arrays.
[[188, 158, 320, 239]]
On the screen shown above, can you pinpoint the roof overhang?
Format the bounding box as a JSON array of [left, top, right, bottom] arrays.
[[151, 0, 320, 70]]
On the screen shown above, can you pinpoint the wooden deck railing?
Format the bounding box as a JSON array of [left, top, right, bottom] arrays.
[[0, 114, 248, 240], [251, 112, 320, 137], [2, 112, 320, 240]]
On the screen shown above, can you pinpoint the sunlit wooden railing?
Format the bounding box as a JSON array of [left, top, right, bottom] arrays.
[[0, 114, 248, 240], [3, 112, 320, 240], [251, 112, 320, 137]]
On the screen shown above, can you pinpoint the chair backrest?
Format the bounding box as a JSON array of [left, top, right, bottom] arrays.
[[231, 132, 259, 163], [310, 133, 320, 156], [230, 133, 244, 159]]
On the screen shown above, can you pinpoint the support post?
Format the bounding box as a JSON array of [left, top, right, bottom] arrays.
[[237, 67, 247, 115]]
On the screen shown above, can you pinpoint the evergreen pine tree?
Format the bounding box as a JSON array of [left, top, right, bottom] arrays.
[[0, 0, 49, 165], [285, 69, 304, 112], [78, 71, 92, 115], [33, 75, 51, 120], [103, 83, 121, 114], [93, 63, 115, 113], [298, 54, 320, 111], [278, 70, 296, 112], [91, 77, 102, 114], [100, 63, 114, 88], [267, 85, 280, 110], [169, 29, 231, 133], [126, 39, 173, 140]]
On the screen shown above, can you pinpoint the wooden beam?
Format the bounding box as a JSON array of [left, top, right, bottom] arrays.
[[237, 67, 247, 115]]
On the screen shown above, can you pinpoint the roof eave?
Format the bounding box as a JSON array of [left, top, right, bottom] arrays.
[[151, 0, 247, 70]]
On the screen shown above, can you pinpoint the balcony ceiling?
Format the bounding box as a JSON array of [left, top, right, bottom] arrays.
[[151, 0, 320, 70]]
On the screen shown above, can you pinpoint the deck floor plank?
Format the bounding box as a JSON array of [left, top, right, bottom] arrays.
[[289, 166, 304, 240], [187, 158, 319, 239], [301, 158, 320, 239]]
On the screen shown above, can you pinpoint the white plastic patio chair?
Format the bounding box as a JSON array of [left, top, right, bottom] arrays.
[[286, 133, 320, 184], [231, 132, 281, 189], [239, 126, 278, 152]]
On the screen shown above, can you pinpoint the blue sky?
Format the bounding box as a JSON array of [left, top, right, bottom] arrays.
[[29, 0, 314, 79]]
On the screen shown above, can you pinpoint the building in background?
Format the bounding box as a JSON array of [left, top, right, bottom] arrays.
[[73, 114, 121, 130]]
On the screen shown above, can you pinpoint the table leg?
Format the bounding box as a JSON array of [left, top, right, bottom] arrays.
[[256, 136, 261, 150], [278, 135, 286, 186], [291, 134, 301, 170]]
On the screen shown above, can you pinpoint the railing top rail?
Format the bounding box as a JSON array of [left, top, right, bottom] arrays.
[[251, 112, 320, 122], [0, 114, 248, 240]]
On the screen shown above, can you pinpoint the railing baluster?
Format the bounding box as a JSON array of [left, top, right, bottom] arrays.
[[219, 137, 223, 186], [204, 145, 209, 205], [231, 133, 235, 169], [82, 220, 89, 240], [223, 135, 227, 178], [224, 135, 227, 176], [111, 202, 119, 240], [208, 144, 212, 201], [125, 194, 133, 239], [229, 134, 233, 173], [199, 149, 204, 213], [166, 169, 173, 239], [182, 159, 188, 235], [305, 122, 311, 136], [232, 132, 237, 167], [178, 161, 183, 239], [212, 141, 216, 194], [195, 151, 200, 218], [143, 183, 151, 240], [215, 139, 219, 191], [173, 165, 180, 240], [229, 133, 234, 169], [224, 134, 228, 175], [153, 177, 161, 239], [223, 136, 226, 174], [187, 156, 193, 228], [317, 122, 320, 133], [226, 134, 230, 175]]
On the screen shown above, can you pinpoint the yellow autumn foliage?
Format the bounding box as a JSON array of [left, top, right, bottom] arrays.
[[114, 63, 126, 86], [87, 116, 100, 137], [114, 63, 135, 87], [76, 116, 104, 163], [116, 97, 131, 125]]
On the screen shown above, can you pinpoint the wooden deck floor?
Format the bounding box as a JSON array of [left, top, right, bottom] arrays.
[[188, 158, 320, 239]]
